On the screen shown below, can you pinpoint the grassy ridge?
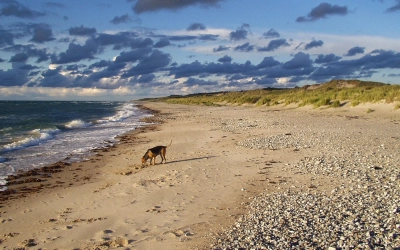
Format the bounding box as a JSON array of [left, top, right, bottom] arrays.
[[145, 80, 400, 109]]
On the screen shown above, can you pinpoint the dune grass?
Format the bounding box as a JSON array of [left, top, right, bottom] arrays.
[[148, 80, 400, 109]]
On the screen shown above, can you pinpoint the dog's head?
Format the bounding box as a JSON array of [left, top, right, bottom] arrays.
[[141, 156, 146, 166], [141, 152, 149, 166]]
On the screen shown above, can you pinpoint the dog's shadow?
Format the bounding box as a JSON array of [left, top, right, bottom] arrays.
[[167, 156, 216, 164]]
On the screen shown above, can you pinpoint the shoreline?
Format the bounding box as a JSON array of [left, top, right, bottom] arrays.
[[0, 101, 399, 249], [0, 104, 158, 203]]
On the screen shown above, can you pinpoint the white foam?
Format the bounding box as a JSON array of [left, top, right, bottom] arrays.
[[1, 128, 59, 152], [101, 103, 137, 123], [65, 119, 91, 129]]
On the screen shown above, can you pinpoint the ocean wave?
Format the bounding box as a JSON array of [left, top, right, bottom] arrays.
[[1, 128, 59, 153], [0, 127, 12, 133], [98, 103, 138, 123], [64, 119, 92, 129]]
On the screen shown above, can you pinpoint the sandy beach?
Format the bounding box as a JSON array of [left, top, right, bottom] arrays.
[[1, 101, 399, 249]]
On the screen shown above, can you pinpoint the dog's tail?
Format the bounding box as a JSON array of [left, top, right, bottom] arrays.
[[167, 140, 172, 147]]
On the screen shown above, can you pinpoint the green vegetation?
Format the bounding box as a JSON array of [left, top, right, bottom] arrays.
[[143, 80, 400, 109]]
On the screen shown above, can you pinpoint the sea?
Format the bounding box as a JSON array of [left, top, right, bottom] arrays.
[[0, 101, 152, 191]]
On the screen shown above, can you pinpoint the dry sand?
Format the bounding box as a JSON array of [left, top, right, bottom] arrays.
[[0, 101, 399, 249]]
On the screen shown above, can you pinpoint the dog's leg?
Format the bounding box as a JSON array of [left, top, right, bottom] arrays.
[[161, 148, 166, 164]]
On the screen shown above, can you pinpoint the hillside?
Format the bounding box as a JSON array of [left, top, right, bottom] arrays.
[[143, 80, 400, 109]]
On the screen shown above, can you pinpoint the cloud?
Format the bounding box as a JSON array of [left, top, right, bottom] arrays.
[[69, 25, 97, 36], [234, 42, 254, 52], [283, 52, 313, 69], [9, 52, 28, 62], [198, 34, 219, 41], [257, 39, 289, 52], [30, 23, 55, 43], [110, 14, 141, 25], [0, 27, 14, 47], [344, 46, 365, 56], [114, 47, 152, 63], [51, 40, 100, 64], [0, 1, 45, 19], [132, 0, 224, 13], [3, 44, 50, 63], [0, 62, 30, 86], [229, 24, 251, 41], [314, 53, 341, 64], [262, 29, 280, 39], [296, 2, 348, 22], [121, 49, 171, 78], [304, 39, 324, 50], [44, 2, 66, 8], [217, 55, 232, 63], [213, 45, 230, 52], [183, 77, 218, 86], [186, 23, 206, 31], [154, 38, 171, 48], [386, 0, 400, 12]]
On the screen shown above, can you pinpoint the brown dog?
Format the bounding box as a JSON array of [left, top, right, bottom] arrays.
[[141, 140, 172, 166]]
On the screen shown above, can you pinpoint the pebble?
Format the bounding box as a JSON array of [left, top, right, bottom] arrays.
[[209, 111, 400, 249]]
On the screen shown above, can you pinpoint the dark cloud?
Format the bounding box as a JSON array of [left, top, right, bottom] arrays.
[[386, 0, 400, 12], [132, 0, 224, 13], [0, 1, 45, 19], [283, 52, 313, 69], [309, 49, 400, 82], [166, 35, 197, 41], [51, 39, 100, 64], [358, 49, 400, 70], [198, 34, 218, 41], [187, 23, 206, 31], [304, 39, 324, 50], [154, 38, 170, 48], [0, 27, 14, 47], [19, 64, 39, 70], [296, 3, 348, 22], [230, 24, 251, 41], [121, 49, 171, 77], [114, 47, 152, 63], [258, 39, 289, 52], [314, 53, 341, 64], [37, 68, 72, 87], [69, 25, 97, 36], [110, 14, 141, 24], [3, 44, 50, 63], [262, 29, 280, 39], [213, 45, 230, 52], [344, 46, 365, 56], [253, 76, 277, 86], [257, 57, 281, 69], [89, 60, 111, 69], [30, 23, 55, 43], [9, 52, 28, 62], [0, 62, 30, 86], [137, 73, 156, 83], [183, 77, 218, 86], [44, 2, 66, 8], [217, 55, 232, 63], [92, 32, 153, 50], [88, 62, 127, 82], [234, 42, 254, 52]]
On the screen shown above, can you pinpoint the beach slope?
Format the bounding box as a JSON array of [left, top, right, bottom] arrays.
[[1, 102, 399, 249]]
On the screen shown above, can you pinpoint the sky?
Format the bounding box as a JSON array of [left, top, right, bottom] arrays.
[[1, 0, 400, 101]]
